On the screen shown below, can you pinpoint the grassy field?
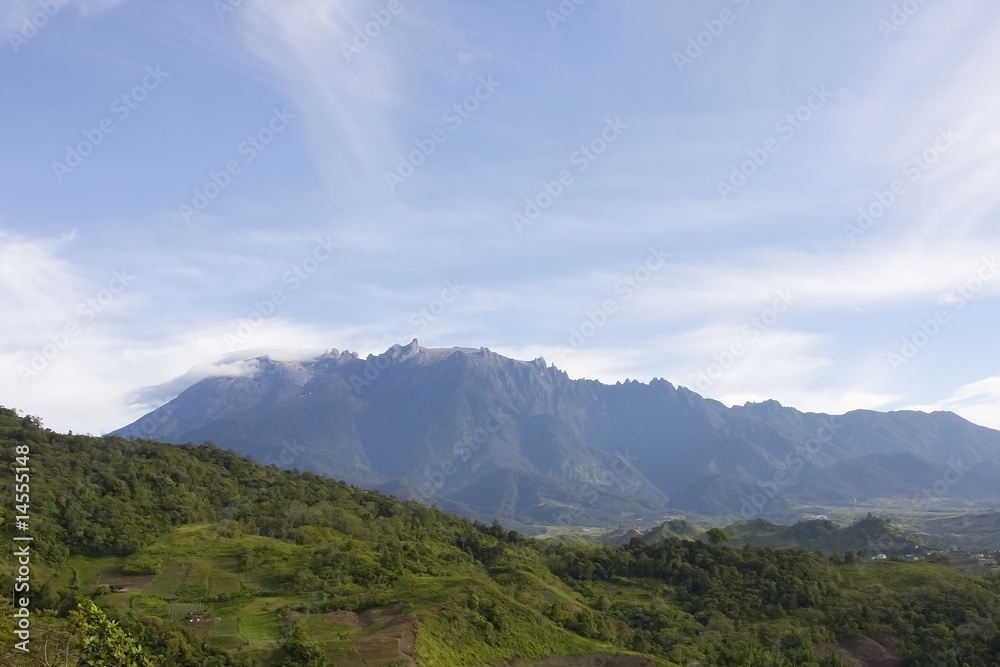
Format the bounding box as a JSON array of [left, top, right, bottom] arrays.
[[210, 555, 242, 595], [209, 618, 243, 651], [48, 554, 123, 591], [44, 525, 332, 661], [142, 563, 189, 597]]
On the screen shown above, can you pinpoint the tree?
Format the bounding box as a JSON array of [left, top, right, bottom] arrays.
[[278, 620, 328, 666], [69, 597, 155, 666], [707, 527, 729, 545]]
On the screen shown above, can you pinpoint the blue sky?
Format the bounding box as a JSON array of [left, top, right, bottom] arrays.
[[2, 0, 999, 434]]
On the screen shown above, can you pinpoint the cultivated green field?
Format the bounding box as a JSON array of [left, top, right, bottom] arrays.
[[35, 525, 411, 663]]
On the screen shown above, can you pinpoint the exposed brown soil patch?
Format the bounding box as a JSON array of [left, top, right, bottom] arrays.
[[815, 634, 902, 667], [185, 619, 213, 633], [96, 572, 156, 592], [327, 609, 361, 629], [334, 601, 417, 666]]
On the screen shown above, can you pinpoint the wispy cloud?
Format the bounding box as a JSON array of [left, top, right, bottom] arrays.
[[0, 229, 84, 347], [903, 376, 1000, 431], [126, 358, 262, 411], [1, 0, 131, 32], [235, 0, 413, 179]]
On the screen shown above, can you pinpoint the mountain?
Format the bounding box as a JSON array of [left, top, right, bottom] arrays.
[[116, 341, 1000, 525]]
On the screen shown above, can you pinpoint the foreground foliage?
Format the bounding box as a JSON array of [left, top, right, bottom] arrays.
[[2, 406, 1000, 666]]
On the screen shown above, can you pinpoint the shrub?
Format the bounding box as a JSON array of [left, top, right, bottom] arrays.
[[123, 554, 163, 575]]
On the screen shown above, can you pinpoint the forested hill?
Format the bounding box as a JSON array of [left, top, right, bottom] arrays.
[[4, 405, 1000, 666]]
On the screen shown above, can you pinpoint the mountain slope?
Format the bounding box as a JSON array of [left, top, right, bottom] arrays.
[[115, 341, 1000, 524], [787, 453, 997, 505]]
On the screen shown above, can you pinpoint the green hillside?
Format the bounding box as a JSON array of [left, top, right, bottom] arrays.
[[638, 519, 705, 544], [921, 512, 1000, 551], [4, 405, 1000, 666], [722, 517, 927, 557]]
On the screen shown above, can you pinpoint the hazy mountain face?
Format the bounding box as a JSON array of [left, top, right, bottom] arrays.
[[116, 342, 1000, 525]]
